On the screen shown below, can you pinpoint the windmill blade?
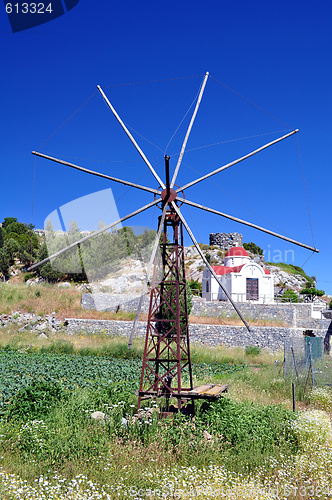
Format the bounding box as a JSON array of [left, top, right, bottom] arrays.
[[28, 199, 160, 271], [176, 196, 319, 253], [171, 202, 251, 332], [32, 151, 160, 195], [176, 129, 299, 193], [170, 72, 209, 188], [97, 85, 165, 189], [128, 204, 168, 349]]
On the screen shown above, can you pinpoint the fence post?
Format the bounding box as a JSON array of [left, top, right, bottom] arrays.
[[308, 341, 315, 388], [291, 346, 299, 383]]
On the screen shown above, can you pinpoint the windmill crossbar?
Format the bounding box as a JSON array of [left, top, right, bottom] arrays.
[[31, 76, 317, 418]]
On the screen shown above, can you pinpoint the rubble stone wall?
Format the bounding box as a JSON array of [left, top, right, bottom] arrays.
[[209, 232, 243, 250], [64, 318, 329, 351], [81, 294, 329, 330]]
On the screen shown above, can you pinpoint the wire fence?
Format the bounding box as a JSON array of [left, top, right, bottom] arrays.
[[283, 336, 332, 391]]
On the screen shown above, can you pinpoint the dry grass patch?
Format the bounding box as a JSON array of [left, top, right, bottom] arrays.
[[0, 283, 135, 321], [1, 282, 290, 327], [189, 314, 290, 327]]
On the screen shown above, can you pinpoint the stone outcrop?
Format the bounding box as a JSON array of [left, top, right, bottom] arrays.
[[0, 312, 64, 333], [209, 232, 243, 250]]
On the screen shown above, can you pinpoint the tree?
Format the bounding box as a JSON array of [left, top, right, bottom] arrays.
[[243, 242, 263, 255], [300, 281, 325, 302], [0, 238, 20, 280], [0, 217, 40, 268], [36, 243, 65, 283], [0, 248, 11, 280]]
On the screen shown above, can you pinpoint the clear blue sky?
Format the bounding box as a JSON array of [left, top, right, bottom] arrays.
[[1, 1, 331, 294]]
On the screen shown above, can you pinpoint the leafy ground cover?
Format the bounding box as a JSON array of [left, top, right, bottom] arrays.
[[0, 349, 245, 416], [0, 330, 331, 498]]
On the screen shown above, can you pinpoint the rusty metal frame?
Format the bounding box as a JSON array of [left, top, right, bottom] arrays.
[[137, 195, 194, 414]]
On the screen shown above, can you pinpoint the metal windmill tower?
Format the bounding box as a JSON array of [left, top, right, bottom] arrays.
[[30, 72, 319, 415]]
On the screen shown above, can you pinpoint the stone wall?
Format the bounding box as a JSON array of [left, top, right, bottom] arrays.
[[191, 298, 330, 330], [64, 318, 329, 351], [81, 294, 330, 331], [209, 232, 243, 250]]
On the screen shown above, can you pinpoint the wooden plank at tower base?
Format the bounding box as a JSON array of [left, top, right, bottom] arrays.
[[180, 383, 229, 400], [188, 384, 215, 395], [202, 384, 228, 396]]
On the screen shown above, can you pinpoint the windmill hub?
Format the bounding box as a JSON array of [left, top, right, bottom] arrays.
[[161, 187, 177, 203]]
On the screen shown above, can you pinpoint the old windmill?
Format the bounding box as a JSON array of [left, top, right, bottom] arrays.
[[30, 72, 319, 416]]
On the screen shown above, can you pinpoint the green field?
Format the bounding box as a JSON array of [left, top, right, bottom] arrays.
[[0, 328, 331, 499]]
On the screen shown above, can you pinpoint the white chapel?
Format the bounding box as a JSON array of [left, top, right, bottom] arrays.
[[202, 246, 274, 304]]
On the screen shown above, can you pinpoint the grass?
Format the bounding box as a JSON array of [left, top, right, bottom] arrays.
[[265, 261, 313, 284], [0, 371, 298, 495], [1, 283, 332, 498], [0, 282, 135, 321], [0, 327, 331, 498], [0, 281, 289, 326], [189, 313, 289, 327]]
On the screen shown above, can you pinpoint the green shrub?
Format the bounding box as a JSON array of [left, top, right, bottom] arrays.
[[243, 242, 263, 255], [187, 279, 202, 295], [199, 398, 297, 471], [300, 284, 325, 301], [24, 272, 35, 282], [6, 380, 67, 422], [281, 289, 298, 303]]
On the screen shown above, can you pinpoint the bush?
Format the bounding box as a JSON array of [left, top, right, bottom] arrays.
[[24, 272, 35, 282], [6, 380, 67, 421], [187, 279, 202, 295], [200, 398, 297, 470], [281, 289, 298, 303], [243, 242, 263, 255], [300, 282, 325, 302]]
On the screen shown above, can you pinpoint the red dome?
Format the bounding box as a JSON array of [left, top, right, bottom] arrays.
[[225, 247, 249, 258]]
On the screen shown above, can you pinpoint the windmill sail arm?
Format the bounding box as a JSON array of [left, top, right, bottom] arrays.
[[176, 129, 299, 193], [31, 151, 160, 195], [176, 196, 319, 253], [170, 72, 209, 188], [171, 202, 251, 332], [28, 199, 160, 271], [97, 85, 165, 189]]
